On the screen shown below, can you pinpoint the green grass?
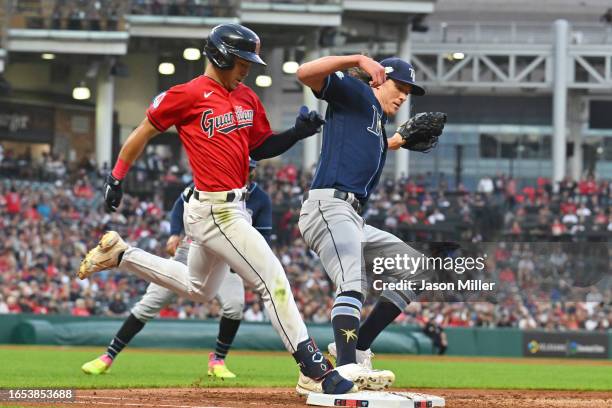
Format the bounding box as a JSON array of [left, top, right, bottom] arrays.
[[0, 346, 610, 391]]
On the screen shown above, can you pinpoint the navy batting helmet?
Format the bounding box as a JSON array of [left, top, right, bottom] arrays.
[[204, 24, 266, 70]]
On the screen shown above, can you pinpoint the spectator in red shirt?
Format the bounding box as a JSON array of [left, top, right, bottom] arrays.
[[6, 296, 21, 313], [510, 221, 522, 236], [74, 180, 94, 199], [522, 186, 535, 204], [446, 310, 470, 327], [159, 305, 179, 319], [24, 204, 41, 221], [499, 267, 516, 283], [276, 164, 298, 184], [578, 176, 598, 195], [594, 210, 607, 226], [5, 186, 20, 215], [551, 218, 567, 236], [560, 198, 577, 215], [72, 298, 91, 316]]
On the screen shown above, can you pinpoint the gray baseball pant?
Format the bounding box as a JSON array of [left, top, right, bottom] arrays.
[[299, 189, 423, 310]]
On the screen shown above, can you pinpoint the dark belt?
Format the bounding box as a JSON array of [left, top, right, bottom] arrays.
[[192, 190, 249, 202], [303, 189, 364, 214]]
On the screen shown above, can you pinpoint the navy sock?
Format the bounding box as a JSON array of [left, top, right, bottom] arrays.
[[214, 317, 241, 360], [331, 291, 363, 366], [356, 299, 402, 351], [106, 313, 145, 360]]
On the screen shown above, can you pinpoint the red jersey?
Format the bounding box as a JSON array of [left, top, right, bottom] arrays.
[[146, 75, 273, 191], [5, 192, 20, 214]]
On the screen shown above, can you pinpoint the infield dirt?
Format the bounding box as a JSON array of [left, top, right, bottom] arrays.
[[8, 387, 612, 408]]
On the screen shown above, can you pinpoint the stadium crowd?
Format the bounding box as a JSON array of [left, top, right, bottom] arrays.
[[0, 155, 609, 333], [15, 0, 124, 31]]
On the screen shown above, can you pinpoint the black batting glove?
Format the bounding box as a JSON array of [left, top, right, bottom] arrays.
[[103, 174, 123, 213], [293, 105, 325, 139]]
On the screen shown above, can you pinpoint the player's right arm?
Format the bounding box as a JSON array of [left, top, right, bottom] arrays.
[[297, 54, 386, 92], [104, 85, 194, 212], [116, 118, 160, 165], [103, 118, 159, 212]]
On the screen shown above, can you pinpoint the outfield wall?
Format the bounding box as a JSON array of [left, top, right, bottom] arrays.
[[0, 315, 609, 359]]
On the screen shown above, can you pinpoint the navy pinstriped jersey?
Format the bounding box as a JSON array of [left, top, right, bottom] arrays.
[[246, 182, 272, 241], [169, 182, 272, 242], [310, 71, 388, 201]]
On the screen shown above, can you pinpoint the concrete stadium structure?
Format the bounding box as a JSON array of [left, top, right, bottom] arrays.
[[0, 0, 611, 188]]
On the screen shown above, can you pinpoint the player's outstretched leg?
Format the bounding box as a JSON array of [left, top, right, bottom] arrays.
[[79, 231, 220, 304], [81, 314, 145, 375], [79, 231, 128, 279]]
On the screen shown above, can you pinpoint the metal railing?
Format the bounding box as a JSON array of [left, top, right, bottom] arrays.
[[9, 0, 128, 31], [414, 21, 612, 45], [241, 0, 341, 4], [128, 0, 239, 18], [1, 0, 11, 48]]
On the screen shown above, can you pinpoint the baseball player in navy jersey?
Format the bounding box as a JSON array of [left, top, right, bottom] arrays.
[[297, 55, 442, 389], [78, 23, 356, 395], [244, 160, 273, 241], [81, 160, 271, 378]]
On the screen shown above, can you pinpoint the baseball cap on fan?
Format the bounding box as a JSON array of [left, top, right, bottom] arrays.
[[380, 57, 425, 96]]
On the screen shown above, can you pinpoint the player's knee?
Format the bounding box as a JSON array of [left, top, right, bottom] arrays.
[[131, 306, 154, 323], [222, 301, 244, 320], [338, 278, 366, 296], [188, 281, 217, 303]]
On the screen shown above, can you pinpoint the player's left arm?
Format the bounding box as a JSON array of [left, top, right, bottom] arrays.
[[250, 99, 324, 160], [252, 190, 273, 243], [166, 194, 185, 256]]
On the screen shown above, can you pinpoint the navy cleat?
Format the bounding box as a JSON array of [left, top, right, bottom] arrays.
[[322, 370, 358, 394]]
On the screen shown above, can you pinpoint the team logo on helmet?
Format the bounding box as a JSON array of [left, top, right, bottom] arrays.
[[409, 67, 416, 82], [200, 107, 254, 138]]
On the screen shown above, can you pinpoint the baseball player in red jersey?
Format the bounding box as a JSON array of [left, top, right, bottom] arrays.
[[78, 24, 355, 395]]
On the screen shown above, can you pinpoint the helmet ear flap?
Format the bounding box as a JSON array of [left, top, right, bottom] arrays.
[[204, 39, 235, 70]]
